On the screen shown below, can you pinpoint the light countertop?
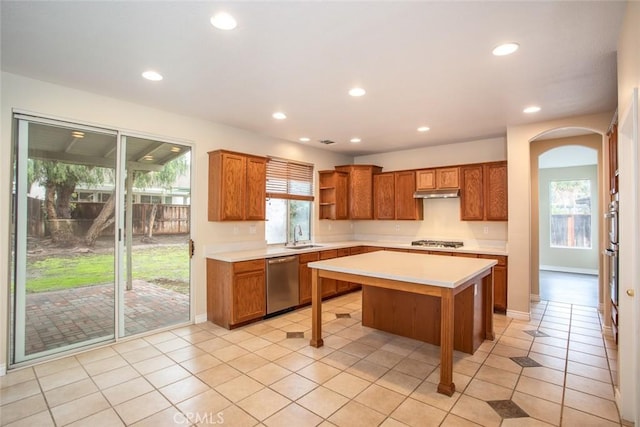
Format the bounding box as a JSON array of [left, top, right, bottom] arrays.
[[308, 251, 497, 288], [206, 240, 507, 262]]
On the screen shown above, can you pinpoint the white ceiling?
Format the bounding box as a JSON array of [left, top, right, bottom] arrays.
[[0, 1, 626, 156]]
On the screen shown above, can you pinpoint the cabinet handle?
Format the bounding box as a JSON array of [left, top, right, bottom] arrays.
[[626, 289, 635, 297]]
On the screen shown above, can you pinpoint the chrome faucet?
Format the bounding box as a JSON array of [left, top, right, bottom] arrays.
[[293, 224, 303, 245]]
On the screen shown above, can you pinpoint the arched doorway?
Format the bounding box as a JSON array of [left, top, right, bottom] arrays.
[[529, 129, 606, 312]]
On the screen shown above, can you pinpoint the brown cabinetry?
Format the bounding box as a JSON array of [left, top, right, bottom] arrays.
[[336, 248, 351, 293], [335, 165, 382, 219], [479, 255, 507, 312], [395, 170, 423, 220], [208, 150, 267, 221], [319, 170, 349, 220], [319, 250, 338, 298], [373, 173, 395, 220], [460, 162, 507, 221], [298, 252, 320, 304], [207, 258, 266, 328], [373, 171, 423, 220], [416, 167, 459, 190], [608, 123, 618, 196]]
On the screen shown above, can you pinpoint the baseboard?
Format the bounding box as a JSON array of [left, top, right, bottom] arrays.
[[0, 363, 6, 376], [540, 265, 598, 275], [194, 313, 208, 324], [506, 309, 530, 321], [530, 294, 541, 302]]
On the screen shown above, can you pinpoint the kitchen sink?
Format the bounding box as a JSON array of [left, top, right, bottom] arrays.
[[284, 244, 323, 250]]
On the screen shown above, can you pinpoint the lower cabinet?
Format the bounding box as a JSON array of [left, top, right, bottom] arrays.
[[207, 258, 266, 328], [299, 252, 320, 305], [336, 248, 351, 293], [319, 250, 338, 298], [479, 255, 508, 312]]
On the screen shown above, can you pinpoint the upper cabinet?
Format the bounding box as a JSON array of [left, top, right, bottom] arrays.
[[335, 165, 382, 219], [416, 167, 459, 190], [394, 171, 423, 220], [373, 171, 423, 220], [460, 161, 507, 221], [208, 150, 267, 221], [373, 173, 395, 220], [608, 122, 618, 196], [318, 170, 349, 220]]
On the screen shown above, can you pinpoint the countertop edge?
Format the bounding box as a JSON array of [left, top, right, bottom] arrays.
[[207, 240, 508, 262]]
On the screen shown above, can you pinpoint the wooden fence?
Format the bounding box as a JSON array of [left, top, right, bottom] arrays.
[[27, 198, 190, 237]]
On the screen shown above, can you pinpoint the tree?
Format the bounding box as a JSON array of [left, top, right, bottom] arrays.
[[83, 156, 188, 246], [29, 154, 189, 247], [28, 160, 110, 245]]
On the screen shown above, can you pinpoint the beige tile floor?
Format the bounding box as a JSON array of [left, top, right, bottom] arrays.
[[0, 292, 624, 426]]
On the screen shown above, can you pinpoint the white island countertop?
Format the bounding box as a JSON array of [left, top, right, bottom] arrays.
[[308, 250, 497, 288]]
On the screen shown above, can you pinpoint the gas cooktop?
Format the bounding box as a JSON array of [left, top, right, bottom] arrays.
[[411, 240, 464, 249]]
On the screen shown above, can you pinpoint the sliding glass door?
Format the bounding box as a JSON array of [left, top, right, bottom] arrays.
[[10, 114, 192, 365]]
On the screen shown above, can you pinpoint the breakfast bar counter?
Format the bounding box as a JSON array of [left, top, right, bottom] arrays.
[[308, 250, 497, 396]]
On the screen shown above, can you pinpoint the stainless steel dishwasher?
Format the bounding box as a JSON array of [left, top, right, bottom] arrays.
[[266, 255, 299, 315]]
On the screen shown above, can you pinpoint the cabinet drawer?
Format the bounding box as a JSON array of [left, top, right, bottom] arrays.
[[478, 254, 507, 266], [233, 259, 265, 274], [299, 252, 320, 263], [320, 249, 338, 260]]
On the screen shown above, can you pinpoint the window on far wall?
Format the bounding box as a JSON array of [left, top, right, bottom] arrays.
[[265, 157, 314, 245], [549, 179, 591, 249]]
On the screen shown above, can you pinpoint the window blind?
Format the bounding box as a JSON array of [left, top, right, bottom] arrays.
[[266, 157, 314, 201]]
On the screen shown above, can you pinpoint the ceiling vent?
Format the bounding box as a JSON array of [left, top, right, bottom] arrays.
[[319, 139, 336, 145]]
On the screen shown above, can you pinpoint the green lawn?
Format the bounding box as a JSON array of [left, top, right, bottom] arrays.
[[26, 244, 189, 293]]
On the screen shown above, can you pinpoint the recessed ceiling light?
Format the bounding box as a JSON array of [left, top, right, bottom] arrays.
[[143, 155, 154, 161], [71, 131, 85, 138], [348, 87, 366, 97], [523, 106, 541, 114], [299, 137, 310, 142], [170, 147, 181, 153], [417, 126, 430, 132], [350, 138, 361, 143], [272, 112, 287, 120], [492, 42, 520, 56], [210, 12, 237, 30], [142, 70, 163, 81]]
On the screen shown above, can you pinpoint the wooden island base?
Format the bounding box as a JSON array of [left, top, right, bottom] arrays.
[[308, 251, 496, 397]]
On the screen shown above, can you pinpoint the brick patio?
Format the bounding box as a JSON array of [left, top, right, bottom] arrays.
[[23, 280, 189, 355]]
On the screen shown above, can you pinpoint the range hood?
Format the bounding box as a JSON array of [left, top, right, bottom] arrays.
[[413, 188, 460, 199]]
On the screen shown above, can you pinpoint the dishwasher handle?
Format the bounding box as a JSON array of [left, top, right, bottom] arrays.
[[268, 256, 298, 264]]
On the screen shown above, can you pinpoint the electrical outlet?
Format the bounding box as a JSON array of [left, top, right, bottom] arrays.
[[395, 224, 400, 232], [249, 225, 256, 235], [483, 226, 489, 234], [233, 226, 239, 235], [328, 223, 332, 231]]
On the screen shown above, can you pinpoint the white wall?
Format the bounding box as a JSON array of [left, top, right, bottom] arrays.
[[353, 137, 508, 243], [538, 165, 599, 273], [0, 72, 353, 371], [615, 1, 640, 423]]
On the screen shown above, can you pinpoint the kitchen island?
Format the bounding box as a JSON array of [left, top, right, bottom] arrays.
[[308, 250, 497, 396]]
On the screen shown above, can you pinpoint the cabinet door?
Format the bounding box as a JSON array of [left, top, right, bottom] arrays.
[[395, 171, 423, 220], [416, 169, 436, 190], [220, 152, 246, 221], [336, 248, 351, 292], [460, 165, 484, 220], [436, 167, 459, 189], [232, 269, 265, 324], [299, 252, 319, 304], [484, 162, 508, 221], [335, 172, 349, 219], [245, 156, 266, 220], [374, 173, 395, 220], [319, 250, 338, 298], [493, 266, 507, 312]]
